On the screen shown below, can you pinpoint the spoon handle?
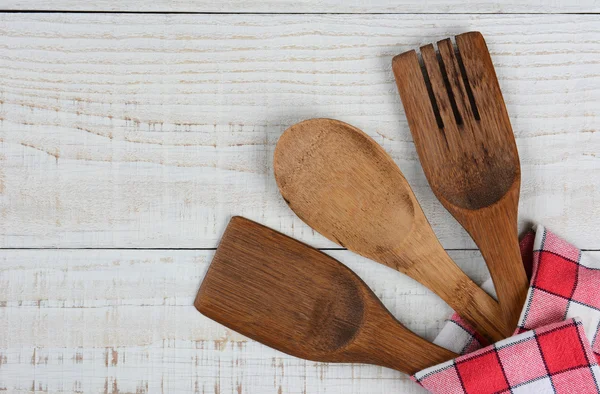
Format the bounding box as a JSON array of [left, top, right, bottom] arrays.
[[390, 221, 512, 342], [407, 249, 511, 341]]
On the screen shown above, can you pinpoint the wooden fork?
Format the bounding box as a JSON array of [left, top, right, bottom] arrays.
[[392, 31, 528, 330]]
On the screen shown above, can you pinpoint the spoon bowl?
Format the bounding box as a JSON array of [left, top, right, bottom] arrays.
[[274, 118, 511, 341]]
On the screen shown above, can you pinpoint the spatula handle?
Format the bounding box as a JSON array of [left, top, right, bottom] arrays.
[[346, 307, 458, 375]]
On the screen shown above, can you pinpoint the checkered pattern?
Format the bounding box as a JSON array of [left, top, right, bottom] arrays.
[[414, 226, 600, 393], [517, 229, 600, 362], [414, 318, 600, 393]]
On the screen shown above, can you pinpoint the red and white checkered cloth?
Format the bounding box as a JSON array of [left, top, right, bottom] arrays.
[[413, 226, 600, 393]]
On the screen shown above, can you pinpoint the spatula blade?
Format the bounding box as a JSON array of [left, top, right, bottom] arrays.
[[195, 216, 366, 360], [195, 217, 457, 374]]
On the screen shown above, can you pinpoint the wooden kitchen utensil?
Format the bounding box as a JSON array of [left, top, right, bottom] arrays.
[[273, 118, 511, 340], [195, 216, 457, 375], [392, 31, 528, 329]]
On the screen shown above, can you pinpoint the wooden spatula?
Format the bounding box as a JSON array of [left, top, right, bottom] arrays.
[[273, 118, 511, 341], [195, 216, 456, 375], [392, 31, 528, 329]]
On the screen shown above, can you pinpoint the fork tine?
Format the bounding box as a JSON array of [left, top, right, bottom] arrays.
[[392, 50, 448, 152], [419, 44, 461, 148], [437, 38, 477, 129], [455, 32, 512, 138]]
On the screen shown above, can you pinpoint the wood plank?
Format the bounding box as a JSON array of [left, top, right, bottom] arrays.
[[0, 248, 498, 394], [1, 249, 598, 393], [0, 14, 599, 249], [3, 0, 600, 13]]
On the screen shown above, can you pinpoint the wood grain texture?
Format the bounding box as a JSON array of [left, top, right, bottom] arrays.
[[2, 248, 599, 393], [274, 119, 509, 340], [0, 248, 512, 393], [1, 14, 599, 249], [392, 32, 528, 330], [3, 0, 600, 13], [196, 217, 456, 374], [2, 10, 599, 394]]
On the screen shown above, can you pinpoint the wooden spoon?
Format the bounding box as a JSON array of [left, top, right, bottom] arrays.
[[195, 216, 456, 375], [392, 32, 528, 329], [274, 118, 511, 341]]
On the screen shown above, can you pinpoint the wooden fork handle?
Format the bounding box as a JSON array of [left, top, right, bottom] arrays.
[[457, 194, 529, 331]]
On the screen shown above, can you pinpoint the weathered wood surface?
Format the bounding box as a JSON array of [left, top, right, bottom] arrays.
[[1, 249, 599, 393], [1, 10, 600, 394], [3, 0, 600, 13], [0, 248, 520, 394], [1, 14, 599, 249]]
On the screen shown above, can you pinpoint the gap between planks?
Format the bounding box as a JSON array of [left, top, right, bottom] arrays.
[[2, 11, 600, 14]]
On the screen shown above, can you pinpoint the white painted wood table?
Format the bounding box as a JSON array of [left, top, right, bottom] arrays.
[[1, 1, 599, 392]]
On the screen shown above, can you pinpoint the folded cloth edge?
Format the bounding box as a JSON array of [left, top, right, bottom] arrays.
[[413, 317, 600, 393], [414, 225, 600, 393]]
